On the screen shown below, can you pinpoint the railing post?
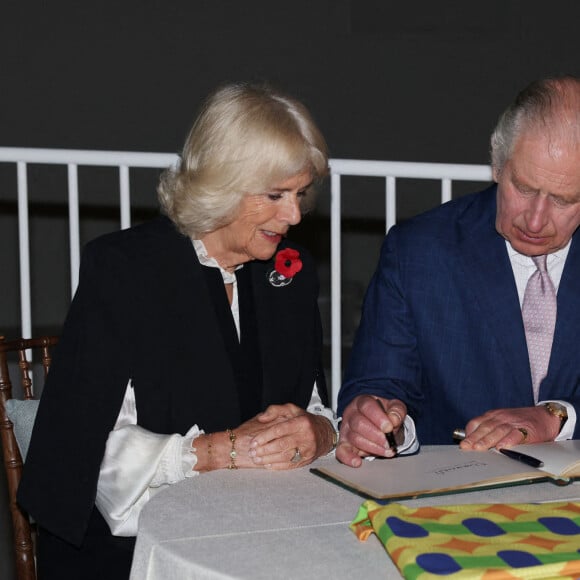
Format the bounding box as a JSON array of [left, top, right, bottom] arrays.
[[119, 165, 131, 230], [67, 164, 81, 296], [16, 162, 32, 340], [386, 176, 396, 233], [330, 171, 342, 411]]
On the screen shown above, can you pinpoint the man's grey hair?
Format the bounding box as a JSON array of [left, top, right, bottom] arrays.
[[490, 75, 580, 174]]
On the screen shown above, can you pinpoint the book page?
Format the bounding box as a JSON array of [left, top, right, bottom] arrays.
[[313, 446, 546, 500], [509, 440, 580, 477]]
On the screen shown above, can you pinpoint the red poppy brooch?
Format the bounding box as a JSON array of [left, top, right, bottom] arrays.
[[268, 248, 303, 287]]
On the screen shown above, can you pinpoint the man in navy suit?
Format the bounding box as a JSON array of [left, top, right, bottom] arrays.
[[337, 75, 580, 467]]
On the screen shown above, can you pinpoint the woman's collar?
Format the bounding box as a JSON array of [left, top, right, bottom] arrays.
[[192, 239, 242, 284]]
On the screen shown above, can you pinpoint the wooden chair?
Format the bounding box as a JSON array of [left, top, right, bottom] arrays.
[[0, 336, 58, 580]]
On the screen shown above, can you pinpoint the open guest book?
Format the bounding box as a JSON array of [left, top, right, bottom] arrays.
[[311, 441, 580, 501]]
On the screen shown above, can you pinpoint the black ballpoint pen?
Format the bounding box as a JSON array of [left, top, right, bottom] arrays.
[[453, 427, 543, 468], [375, 399, 398, 455], [499, 448, 544, 468]]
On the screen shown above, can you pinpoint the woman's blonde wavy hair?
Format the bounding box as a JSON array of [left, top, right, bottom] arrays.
[[158, 82, 329, 238]]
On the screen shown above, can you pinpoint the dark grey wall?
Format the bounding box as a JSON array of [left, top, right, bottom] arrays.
[[1, 2, 580, 577], [3, 1, 579, 159]]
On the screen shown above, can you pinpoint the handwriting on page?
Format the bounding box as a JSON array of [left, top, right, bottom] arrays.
[[431, 460, 488, 476]]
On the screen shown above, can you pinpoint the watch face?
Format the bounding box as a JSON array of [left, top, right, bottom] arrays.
[[544, 403, 568, 429], [545, 402, 567, 419]]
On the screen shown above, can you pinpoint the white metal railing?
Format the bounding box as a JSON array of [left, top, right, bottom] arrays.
[[1, 147, 177, 339], [1, 147, 493, 409]]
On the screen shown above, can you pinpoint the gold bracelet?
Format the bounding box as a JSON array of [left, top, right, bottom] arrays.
[[226, 428, 238, 470]]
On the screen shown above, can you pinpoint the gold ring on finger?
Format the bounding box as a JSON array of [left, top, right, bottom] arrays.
[[290, 447, 302, 463], [517, 427, 528, 442]]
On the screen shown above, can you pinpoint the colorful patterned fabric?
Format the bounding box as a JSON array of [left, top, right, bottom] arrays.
[[351, 500, 580, 579]]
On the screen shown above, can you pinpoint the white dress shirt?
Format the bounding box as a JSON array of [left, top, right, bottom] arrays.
[[96, 240, 337, 536]]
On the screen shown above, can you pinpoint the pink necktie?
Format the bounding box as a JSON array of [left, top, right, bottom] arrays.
[[522, 255, 557, 402]]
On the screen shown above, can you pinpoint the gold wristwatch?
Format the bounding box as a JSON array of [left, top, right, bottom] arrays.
[[543, 402, 568, 432], [331, 429, 339, 452]]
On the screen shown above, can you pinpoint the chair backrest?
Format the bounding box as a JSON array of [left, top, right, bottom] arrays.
[[0, 335, 58, 580]]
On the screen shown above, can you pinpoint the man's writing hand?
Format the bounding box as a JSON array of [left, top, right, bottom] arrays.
[[336, 394, 406, 467]]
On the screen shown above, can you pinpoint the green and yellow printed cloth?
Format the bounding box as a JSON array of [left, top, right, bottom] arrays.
[[351, 500, 580, 579]]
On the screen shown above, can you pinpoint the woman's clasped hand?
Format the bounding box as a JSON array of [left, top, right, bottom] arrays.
[[248, 403, 337, 468], [194, 404, 337, 471]]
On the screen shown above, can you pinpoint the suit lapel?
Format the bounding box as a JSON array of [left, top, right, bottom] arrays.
[[455, 189, 533, 401], [250, 252, 308, 407], [250, 259, 277, 405], [160, 226, 242, 429]]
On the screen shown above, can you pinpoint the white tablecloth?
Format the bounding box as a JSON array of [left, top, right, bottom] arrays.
[[130, 453, 580, 580]]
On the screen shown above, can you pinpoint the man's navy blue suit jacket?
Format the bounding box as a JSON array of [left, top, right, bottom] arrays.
[[339, 185, 580, 444]]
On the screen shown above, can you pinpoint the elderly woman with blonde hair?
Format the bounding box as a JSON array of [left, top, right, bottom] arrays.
[[19, 82, 336, 579]]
